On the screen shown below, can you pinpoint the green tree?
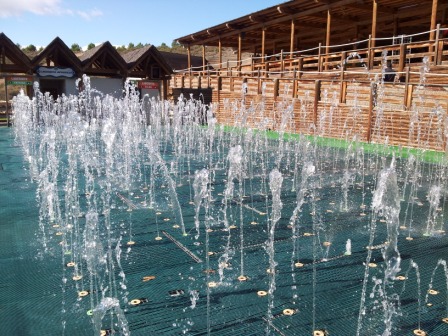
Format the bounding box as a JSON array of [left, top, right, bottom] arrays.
[[87, 43, 96, 50], [128, 42, 135, 50], [71, 43, 81, 52], [116, 45, 127, 52], [23, 44, 36, 52], [157, 42, 170, 52], [135, 42, 143, 49]]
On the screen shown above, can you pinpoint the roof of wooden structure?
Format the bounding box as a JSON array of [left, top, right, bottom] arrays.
[[0, 33, 32, 74], [159, 51, 207, 71], [79, 41, 128, 77], [31, 37, 83, 74], [121, 45, 173, 77], [176, 0, 447, 52]]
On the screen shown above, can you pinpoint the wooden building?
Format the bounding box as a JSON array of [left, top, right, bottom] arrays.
[[171, 0, 448, 152], [0, 33, 194, 120]]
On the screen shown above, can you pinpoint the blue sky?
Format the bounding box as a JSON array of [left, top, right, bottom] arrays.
[[0, 0, 286, 50]]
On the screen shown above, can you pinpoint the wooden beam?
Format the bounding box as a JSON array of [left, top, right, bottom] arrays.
[[290, 19, 295, 57], [202, 45, 206, 74], [277, 5, 295, 15], [187, 45, 191, 69], [371, 0, 378, 48], [226, 23, 239, 30], [218, 38, 222, 67], [249, 15, 264, 23], [238, 32, 242, 74], [430, 0, 439, 41], [393, 16, 399, 36], [262, 27, 266, 61]]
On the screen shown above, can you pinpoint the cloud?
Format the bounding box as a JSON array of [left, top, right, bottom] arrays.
[[76, 9, 103, 21], [0, 0, 103, 20]]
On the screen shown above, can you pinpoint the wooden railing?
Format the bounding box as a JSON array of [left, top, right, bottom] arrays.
[[176, 26, 448, 80]]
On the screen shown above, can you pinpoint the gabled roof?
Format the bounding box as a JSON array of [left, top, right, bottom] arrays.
[[79, 41, 127, 77], [122, 45, 173, 76], [0, 32, 32, 73], [31, 36, 82, 74], [159, 51, 206, 71]]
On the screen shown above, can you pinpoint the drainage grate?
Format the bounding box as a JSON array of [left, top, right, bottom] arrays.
[[162, 230, 203, 263]]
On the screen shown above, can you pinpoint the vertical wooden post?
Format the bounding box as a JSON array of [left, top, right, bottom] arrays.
[[218, 38, 222, 70], [340, 51, 346, 103], [313, 80, 321, 129], [280, 49, 284, 77], [368, 35, 373, 70], [261, 26, 266, 63], [404, 67, 413, 109], [371, 0, 378, 48], [202, 45, 206, 75], [290, 19, 295, 58], [430, 0, 439, 41], [265, 58, 269, 76], [187, 45, 191, 70], [325, 9, 331, 71], [366, 82, 376, 142], [238, 32, 242, 76], [429, 0, 439, 63], [318, 43, 322, 72], [393, 16, 399, 36], [187, 44, 192, 87], [298, 57, 303, 79], [293, 70, 298, 98], [250, 55, 254, 75], [406, 84, 414, 110], [435, 23, 441, 64], [398, 43, 406, 72]]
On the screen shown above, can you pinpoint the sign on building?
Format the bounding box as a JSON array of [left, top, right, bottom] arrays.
[[6, 76, 33, 86], [36, 66, 76, 78], [139, 81, 159, 90]]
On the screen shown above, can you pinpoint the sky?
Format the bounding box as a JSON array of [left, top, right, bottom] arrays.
[[0, 0, 287, 50]]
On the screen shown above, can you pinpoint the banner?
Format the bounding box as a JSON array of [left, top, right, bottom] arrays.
[[36, 66, 76, 78]]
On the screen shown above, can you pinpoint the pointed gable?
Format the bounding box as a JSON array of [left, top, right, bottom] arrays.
[[122, 45, 172, 78], [31, 36, 82, 74], [0, 32, 32, 73], [79, 41, 127, 77]]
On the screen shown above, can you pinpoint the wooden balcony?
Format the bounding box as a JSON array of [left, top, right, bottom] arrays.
[[169, 30, 448, 152]]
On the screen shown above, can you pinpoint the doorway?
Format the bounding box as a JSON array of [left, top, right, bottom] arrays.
[[39, 79, 65, 99]]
